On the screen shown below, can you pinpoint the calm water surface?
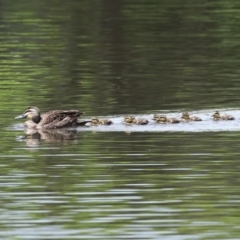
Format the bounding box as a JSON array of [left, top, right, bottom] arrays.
[[1, 1, 240, 239]]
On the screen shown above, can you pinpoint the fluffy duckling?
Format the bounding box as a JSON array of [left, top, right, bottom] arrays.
[[181, 112, 202, 122], [124, 116, 148, 125], [154, 115, 180, 124], [153, 115, 167, 124], [91, 117, 112, 125], [153, 114, 161, 121], [99, 119, 113, 125], [133, 117, 149, 125], [212, 111, 234, 121], [124, 116, 135, 124]]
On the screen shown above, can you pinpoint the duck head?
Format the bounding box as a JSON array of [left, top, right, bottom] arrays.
[[15, 106, 41, 123]]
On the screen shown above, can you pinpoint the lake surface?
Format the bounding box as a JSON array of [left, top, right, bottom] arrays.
[[1, 1, 240, 239]]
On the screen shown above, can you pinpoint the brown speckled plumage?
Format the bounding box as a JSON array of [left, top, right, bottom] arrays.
[[15, 106, 85, 129]]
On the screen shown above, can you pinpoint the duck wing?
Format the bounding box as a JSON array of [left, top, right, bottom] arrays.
[[40, 110, 83, 129]]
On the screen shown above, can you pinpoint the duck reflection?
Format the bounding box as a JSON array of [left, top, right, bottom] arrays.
[[17, 128, 82, 147]]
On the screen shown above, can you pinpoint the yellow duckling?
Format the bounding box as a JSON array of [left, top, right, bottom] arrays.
[[212, 111, 234, 121], [181, 112, 202, 122]]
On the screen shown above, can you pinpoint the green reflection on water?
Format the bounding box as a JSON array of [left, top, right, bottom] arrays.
[[1, 0, 240, 118]]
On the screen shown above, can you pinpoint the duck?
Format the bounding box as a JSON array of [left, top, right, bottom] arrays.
[[124, 116, 148, 125], [91, 117, 112, 126], [124, 116, 135, 124], [133, 117, 148, 125], [15, 106, 85, 129], [212, 111, 235, 121], [181, 112, 202, 122], [153, 114, 160, 121], [154, 115, 180, 124]]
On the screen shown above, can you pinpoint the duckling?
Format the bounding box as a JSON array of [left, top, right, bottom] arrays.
[[167, 116, 180, 123], [181, 112, 202, 122], [91, 117, 112, 126], [153, 114, 161, 121], [153, 115, 168, 124], [132, 117, 149, 125], [91, 117, 100, 126], [124, 116, 135, 124], [124, 116, 148, 125], [154, 115, 180, 124], [212, 111, 235, 121], [99, 118, 113, 125]]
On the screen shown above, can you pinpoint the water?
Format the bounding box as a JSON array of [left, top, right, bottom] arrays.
[[1, 0, 240, 239]]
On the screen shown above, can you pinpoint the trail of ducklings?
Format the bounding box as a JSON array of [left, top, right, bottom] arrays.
[[77, 109, 240, 132]]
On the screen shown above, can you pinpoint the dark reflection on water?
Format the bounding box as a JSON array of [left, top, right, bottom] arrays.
[[16, 128, 82, 147], [1, 0, 240, 239]]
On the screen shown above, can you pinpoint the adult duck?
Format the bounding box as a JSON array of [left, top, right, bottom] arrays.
[[15, 106, 86, 129]]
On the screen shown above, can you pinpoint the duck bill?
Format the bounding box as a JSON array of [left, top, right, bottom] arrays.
[[15, 114, 25, 120]]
